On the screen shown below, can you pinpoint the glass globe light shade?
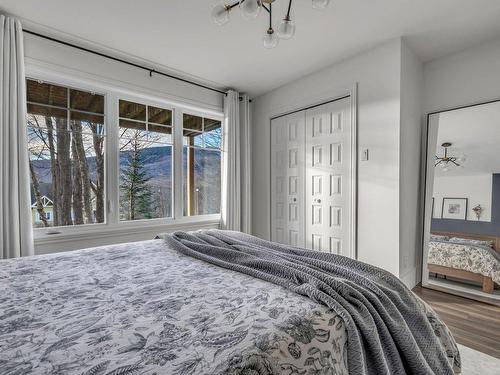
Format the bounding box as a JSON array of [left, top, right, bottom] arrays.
[[263, 28, 279, 48], [457, 154, 467, 163], [211, 3, 230, 25], [312, 0, 330, 9], [277, 18, 295, 39], [442, 166, 449, 172], [240, 0, 261, 20]]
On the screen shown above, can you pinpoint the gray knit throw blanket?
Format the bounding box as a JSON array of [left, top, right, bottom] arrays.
[[164, 230, 454, 375]]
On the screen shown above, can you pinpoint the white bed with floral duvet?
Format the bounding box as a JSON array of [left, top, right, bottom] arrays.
[[1, 237, 460, 375]]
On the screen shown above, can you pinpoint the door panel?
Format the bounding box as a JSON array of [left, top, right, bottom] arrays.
[[270, 111, 305, 247], [305, 97, 352, 257], [270, 117, 287, 242]]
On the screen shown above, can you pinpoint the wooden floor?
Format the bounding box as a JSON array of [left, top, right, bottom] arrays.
[[413, 285, 500, 359]]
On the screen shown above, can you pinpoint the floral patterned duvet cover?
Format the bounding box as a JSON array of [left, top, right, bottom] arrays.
[[428, 240, 500, 284], [1, 239, 459, 374]]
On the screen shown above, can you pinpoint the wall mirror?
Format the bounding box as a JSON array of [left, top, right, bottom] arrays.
[[422, 100, 500, 303]]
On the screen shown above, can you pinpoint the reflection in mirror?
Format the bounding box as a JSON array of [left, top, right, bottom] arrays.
[[423, 101, 500, 301]]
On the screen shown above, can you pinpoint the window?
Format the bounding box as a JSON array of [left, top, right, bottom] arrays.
[[183, 114, 222, 216], [119, 100, 173, 221], [26, 79, 105, 228], [26, 77, 222, 235]]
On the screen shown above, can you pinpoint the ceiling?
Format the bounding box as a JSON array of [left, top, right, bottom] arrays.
[[2, 0, 500, 97], [434, 101, 500, 177]]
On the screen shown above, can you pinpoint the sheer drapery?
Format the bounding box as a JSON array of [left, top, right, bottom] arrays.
[[0, 15, 34, 258], [239, 94, 251, 233], [221, 90, 251, 232]]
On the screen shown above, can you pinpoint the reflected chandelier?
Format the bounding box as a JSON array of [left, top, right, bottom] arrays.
[[435, 142, 465, 172], [211, 0, 331, 48]]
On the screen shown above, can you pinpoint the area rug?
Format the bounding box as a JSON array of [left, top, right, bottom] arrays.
[[458, 344, 500, 374]]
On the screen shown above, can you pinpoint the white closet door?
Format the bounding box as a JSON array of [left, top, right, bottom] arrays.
[[305, 97, 353, 257], [270, 111, 306, 247], [270, 116, 287, 244]]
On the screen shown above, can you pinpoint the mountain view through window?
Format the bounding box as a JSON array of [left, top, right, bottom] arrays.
[[26, 79, 105, 228], [183, 114, 222, 216], [119, 100, 173, 221]]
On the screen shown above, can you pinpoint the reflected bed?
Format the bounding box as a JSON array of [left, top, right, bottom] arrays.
[[428, 231, 500, 293]]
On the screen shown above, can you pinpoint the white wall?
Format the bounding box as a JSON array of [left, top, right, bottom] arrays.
[[252, 39, 402, 276], [419, 36, 500, 284], [24, 34, 224, 113], [34, 220, 220, 255], [433, 174, 493, 221], [399, 40, 424, 287], [424, 37, 500, 114]]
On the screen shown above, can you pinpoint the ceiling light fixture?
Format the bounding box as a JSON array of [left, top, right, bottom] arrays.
[[211, 0, 330, 48], [435, 142, 466, 171]]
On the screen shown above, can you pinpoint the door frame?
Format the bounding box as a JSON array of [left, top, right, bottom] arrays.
[[268, 83, 358, 259]]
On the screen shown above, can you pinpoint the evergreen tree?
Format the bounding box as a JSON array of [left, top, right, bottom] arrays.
[[120, 140, 153, 220]]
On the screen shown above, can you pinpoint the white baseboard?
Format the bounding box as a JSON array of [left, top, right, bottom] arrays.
[[400, 266, 419, 289]]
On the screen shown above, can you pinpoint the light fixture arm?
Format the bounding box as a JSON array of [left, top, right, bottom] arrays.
[[268, 2, 273, 29], [225, 1, 240, 11], [285, 0, 293, 20]]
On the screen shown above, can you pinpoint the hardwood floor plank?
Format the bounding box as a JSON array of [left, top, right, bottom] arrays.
[[431, 311, 500, 341], [413, 285, 500, 359]]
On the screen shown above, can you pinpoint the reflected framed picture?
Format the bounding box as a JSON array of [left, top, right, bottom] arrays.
[[441, 198, 468, 220]]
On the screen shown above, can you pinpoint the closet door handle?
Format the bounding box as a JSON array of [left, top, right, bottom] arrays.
[[314, 198, 322, 204], [293, 198, 297, 202]]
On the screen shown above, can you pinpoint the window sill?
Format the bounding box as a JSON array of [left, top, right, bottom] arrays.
[[33, 215, 221, 246]]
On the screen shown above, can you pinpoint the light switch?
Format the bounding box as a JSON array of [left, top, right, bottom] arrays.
[[361, 148, 369, 161]]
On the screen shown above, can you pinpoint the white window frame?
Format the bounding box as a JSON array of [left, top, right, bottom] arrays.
[[27, 69, 223, 244], [181, 110, 224, 217]]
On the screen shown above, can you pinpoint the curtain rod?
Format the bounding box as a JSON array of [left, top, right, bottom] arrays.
[[23, 29, 229, 96]]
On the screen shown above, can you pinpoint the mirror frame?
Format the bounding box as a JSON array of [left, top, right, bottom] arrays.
[[421, 98, 500, 304]]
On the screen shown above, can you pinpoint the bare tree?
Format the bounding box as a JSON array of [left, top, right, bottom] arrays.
[[55, 118, 73, 226], [91, 124, 105, 223], [45, 117, 60, 226], [26, 116, 51, 228], [71, 123, 94, 224], [29, 161, 49, 227], [71, 131, 84, 225]]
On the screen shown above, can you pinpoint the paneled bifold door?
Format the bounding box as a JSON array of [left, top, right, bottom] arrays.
[[270, 111, 306, 247], [271, 97, 353, 257]]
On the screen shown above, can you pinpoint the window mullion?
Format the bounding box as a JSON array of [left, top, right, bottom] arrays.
[[173, 108, 184, 220], [106, 93, 120, 226]]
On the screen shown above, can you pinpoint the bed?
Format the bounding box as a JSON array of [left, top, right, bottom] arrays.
[[428, 231, 500, 293], [1, 231, 460, 374]]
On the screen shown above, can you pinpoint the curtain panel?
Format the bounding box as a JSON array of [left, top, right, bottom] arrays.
[[221, 90, 252, 232], [0, 15, 34, 258], [239, 95, 252, 233]]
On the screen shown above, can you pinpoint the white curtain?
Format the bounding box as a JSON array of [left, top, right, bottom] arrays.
[[0, 15, 34, 259], [221, 90, 252, 232], [239, 95, 252, 233]]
